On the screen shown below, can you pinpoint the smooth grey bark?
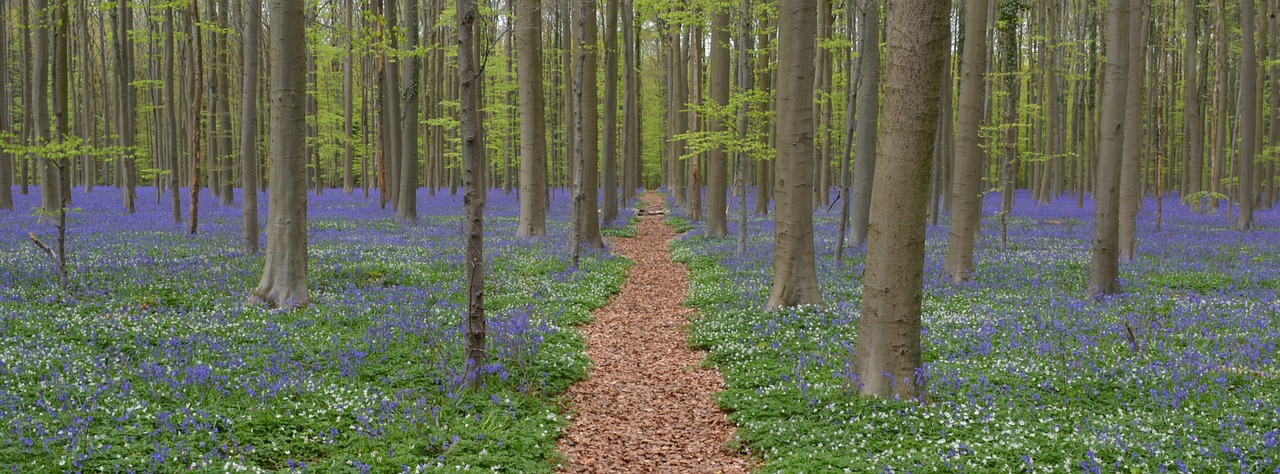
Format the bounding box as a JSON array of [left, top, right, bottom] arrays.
[[686, 31, 702, 222], [601, 0, 619, 224], [35, 0, 56, 219], [706, 8, 730, 237], [621, 0, 639, 203], [252, 0, 310, 309], [342, 2, 355, 194], [834, 1, 859, 265], [669, 30, 687, 208], [1089, 0, 1129, 298], [571, 0, 603, 257], [1184, 0, 1203, 212], [849, 0, 880, 247], [942, 0, 988, 281], [165, 6, 182, 223], [217, 0, 234, 205], [241, 0, 261, 254], [458, 0, 488, 387], [117, 0, 137, 213], [851, 0, 948, 400], [0, 0, 11, 211], [766, 0, 822, 309], [398, 0, 420, 224], [1237, 0, 1258, 229], [516, 0, 548, 237], [1118, 0, 1146, 260]]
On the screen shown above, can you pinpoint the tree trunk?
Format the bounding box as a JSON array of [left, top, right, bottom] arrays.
[[458, 0, 488, 387], [621, 0, 639, 203], [1089, 0, 1129, 298], [1118, 0, 1146, 260], [217, 0, 235, 205], [851, 0, 948, 400], [188, 1, 204, 235], [1237, 0, 1258, 229], [253, 0, 310, 309], [516, 0, 548, 237], [571, 0, 603, 255], [849, 0, 880, 247], [766, 0, 822, 309], [601, 0, 620, 224], [35, 0, 56, 219], [0, 0, 12, 211], [1184, 0, 1203, 211], [706, 7, 730, 237], [398, 0, 420, 224], [669, 29, 687, 208], [241, 0, 262, 254]]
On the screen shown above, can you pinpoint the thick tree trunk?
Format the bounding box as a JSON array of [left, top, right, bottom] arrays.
[[849, 0, 880, 247], [164, 6, 182, 222], [35, 0, 57, 219], [1089, 0, 1129, 298], [458, 0, 488, 387], [706, 8, 730, 237], [253, 0, 310, 309], [766, 0, 822, 309], [241, 0, 262, 254], [398, 0, 420, 224], [516, 0, 548, 237], [851, 0, 948, 400]]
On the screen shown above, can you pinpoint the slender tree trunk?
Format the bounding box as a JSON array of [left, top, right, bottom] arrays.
[[217, 0, 235, 205], [851, 0, 948, 400], [0, 0, 12, 211], [766, 0, 823, 309], [1089, 0, 1129, 298], [164, 6, 181, 222], [737, 0, 754, 256], [571, 0, 603, 256], [621, 0, 639, 203], [942, 0, 988, 283], [54, 0, 71, 206], [35, 0, 57, 219], [1237, 0, 1258, 229], [398, 0, 420, 224], [686, 31, 702, 221], [835, 1, 860, 264], [997, 2, 1020, 243], [1185, 0, 1203, 211], [669, 29, 687, 208], [1118, 0, 1146, 260], [241, 0, 262, 254], [849, 0, 880, 247], [458, 0, 488, 387], [516, 0, 548, 237], [706, 7, 730, 237], [253, 0, 310, 309], [189, 2, 204, 235], [601, 0, 620, 224]]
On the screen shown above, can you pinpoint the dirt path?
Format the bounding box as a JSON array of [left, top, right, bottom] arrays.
[[556, 193, 753, 473]]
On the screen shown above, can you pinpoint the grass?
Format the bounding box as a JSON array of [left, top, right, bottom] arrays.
[[0, 188, 629, 473], [667, 189, 1280, 473]]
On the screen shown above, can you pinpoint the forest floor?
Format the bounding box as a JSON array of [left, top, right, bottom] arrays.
[[556, 192, 754, 473]]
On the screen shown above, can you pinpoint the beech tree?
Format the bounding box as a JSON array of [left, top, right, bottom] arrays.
[[944, 0, 991, 283], [458, 0, 488, 387], [848, 0, 879, 247], [1237, 0, 1258, 230], [252, 0, 310, 309], [705, 5, 730, 238], [241, 0, 262, 254], [0, 0, 12, 212], [766, 0, 822, 309], [1089, 0, 1129, 298], [850, 0, 949, 400], [515, 0, 548, 237]]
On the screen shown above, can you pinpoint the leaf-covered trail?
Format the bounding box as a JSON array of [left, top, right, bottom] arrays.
[[556, 192, 753, 473]]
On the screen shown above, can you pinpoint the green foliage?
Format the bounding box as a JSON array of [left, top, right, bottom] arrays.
[[674, 88, 775, 163]]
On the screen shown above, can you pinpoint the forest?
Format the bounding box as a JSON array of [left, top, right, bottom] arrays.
[[0, 0, 1278, 472]]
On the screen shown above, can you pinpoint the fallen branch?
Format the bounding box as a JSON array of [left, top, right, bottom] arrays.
[[28, 232, 54, 258]]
